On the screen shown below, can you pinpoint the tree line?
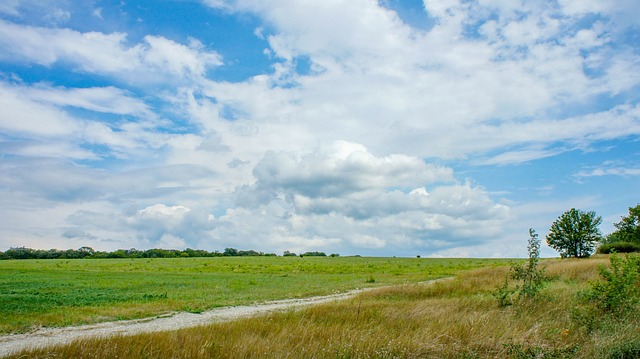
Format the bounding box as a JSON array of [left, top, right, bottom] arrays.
[[3, 203, 638, 260], [0, 247, 332, 260]]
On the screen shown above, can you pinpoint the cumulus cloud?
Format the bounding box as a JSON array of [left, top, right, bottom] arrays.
[[221, 142, 509, 255], [51, 140, 504, 255], [62, 203, 217, 249], [251, 141, 453, 198]]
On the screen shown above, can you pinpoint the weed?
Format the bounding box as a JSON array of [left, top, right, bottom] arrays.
[[494, 229, 547, 307]]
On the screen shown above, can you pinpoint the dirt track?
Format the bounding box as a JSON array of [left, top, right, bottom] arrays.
[[0, 288, 368, 357], [0, 278, 450, 357]]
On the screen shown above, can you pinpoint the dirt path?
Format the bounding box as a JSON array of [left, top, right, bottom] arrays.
[[0, 287, 372, 357], [0, 279, 450, 357]]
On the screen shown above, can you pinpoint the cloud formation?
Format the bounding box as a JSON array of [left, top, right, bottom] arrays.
[[0, 0, 638, 257]]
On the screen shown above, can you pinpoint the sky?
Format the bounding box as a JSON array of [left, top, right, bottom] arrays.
[[0, 0, 639, 258]]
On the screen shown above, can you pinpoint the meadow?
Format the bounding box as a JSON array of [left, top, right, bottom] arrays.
[[0, 256, 510, 334], [8, 255, 640, 358]]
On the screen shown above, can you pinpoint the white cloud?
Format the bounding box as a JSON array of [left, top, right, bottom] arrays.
[[1, 1, 639, 257], [0, 19, 223, 84], [24, 85, 151, 115], [0, 80, 171, 160], [574, 162, 640, 179], [195, 0, 640, 163], [0, 82, 80, 138], [223, 142, 509, 255], [251, 141, 453, 198], [43, 8, 70, 25]]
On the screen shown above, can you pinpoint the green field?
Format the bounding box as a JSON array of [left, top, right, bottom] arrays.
[[0, 256, 511, 334], [10, 256, 640, 358]]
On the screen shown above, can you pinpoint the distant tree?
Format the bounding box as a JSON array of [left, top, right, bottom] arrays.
[[223, 248, 239, 256], [611, 204, 640, 244], [78, 246, 95, 257], [546, 208, 602, 258]]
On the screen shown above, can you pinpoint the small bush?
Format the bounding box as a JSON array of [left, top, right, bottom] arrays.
[[494, 229, 547, 307], [597, 242, 640, 254]]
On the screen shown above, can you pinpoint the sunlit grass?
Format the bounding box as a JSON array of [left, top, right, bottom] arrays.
[[11, 256, 639, 358], [0, 256, 510, 334]]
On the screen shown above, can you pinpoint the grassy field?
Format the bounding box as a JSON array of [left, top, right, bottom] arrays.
[[0, 256, 510, 334], [10, 255, 640, 358]]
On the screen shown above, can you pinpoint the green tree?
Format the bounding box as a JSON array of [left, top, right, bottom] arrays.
[[546, 208, 602, 258], [611, 204, 640, 244]]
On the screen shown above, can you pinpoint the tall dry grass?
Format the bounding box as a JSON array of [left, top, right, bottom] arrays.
[[10, 256, 639, 358]]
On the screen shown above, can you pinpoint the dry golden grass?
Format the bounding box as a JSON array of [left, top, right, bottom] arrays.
[[10, 256, 640, 358]]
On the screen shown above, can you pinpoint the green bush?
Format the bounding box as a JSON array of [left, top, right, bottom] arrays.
[[580, 254, 640, 317], [597, 242, 640, 254]]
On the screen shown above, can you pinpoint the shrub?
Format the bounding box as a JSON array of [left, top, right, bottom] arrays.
[[597, 242, 640, 254], [583, 254, 640, 316]]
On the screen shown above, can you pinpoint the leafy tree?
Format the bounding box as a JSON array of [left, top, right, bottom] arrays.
[[78, 246, 96, 257], [546, 208, 602, 258], [611, 204, 640, 244]]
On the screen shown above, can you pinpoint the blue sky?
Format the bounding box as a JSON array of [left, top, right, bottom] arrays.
[[1, 0, 639, 257]]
